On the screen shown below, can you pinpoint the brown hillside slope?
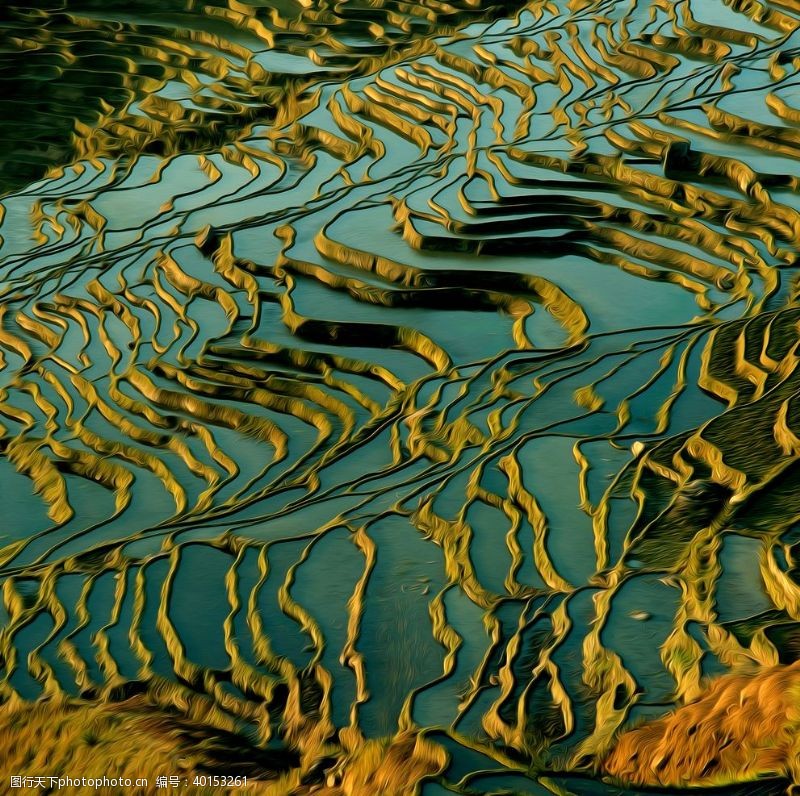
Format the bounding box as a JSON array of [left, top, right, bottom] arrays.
[[603, 661, 800, 789]]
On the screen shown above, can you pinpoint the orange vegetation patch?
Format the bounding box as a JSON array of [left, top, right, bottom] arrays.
[[317, 728, 448, 795], [603, 661, 800, 789]]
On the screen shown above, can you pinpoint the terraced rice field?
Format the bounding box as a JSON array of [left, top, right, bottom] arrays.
[[2, 0, 800, 793]]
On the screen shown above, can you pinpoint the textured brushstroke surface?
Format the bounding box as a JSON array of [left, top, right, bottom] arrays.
[[2, 0, 800, 793]]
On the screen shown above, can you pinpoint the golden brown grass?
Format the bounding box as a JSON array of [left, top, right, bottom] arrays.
[[603, 661, 800, 789], [0, 695, 298, 795], [0, 696, 445, 796], [315, 728, 448, 795]]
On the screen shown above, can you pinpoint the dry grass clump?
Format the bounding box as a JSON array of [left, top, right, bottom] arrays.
[[0, 695, 300, 795], [0, 696, 445, 795], [312, 728, 448, 795], [603, 661, 800, 789]]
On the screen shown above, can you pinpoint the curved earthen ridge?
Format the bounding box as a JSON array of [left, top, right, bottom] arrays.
[[2, 0, 800, 793]]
